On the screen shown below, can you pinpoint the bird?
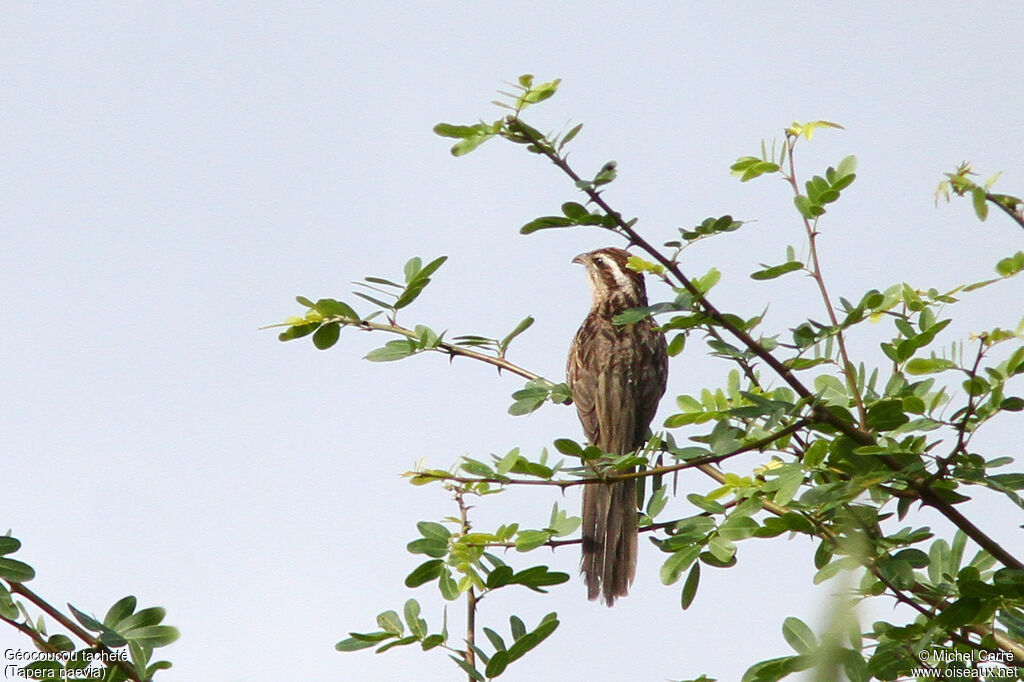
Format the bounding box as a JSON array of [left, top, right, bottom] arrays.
[[567, 246, 668, 605]]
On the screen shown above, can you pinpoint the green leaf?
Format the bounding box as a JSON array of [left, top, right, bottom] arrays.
[[782, 616, 817, 655], [405, 560, 444, 588], [559, 123, 583, 149], [0, 557, 35, 582], [486, 565, 514, 589], [741, 655, 806, 682], [989, 473, 1024, 489], [667, 333, 686, 357], [417, 521, 451, 541], [561, 202, 589, 221], [553, 438, 583, 456], [893, 548, 929, 568], [680, 563, 700, 610], [422, 633, 445, 651], [365, 340, 417, 362], [438, 567, 459, 600], [449, 654, 486, 681], [314, 298, 358, 319], [352, 290, 394, 310], [865, 399, 909, 432], [687, 493, 726, 514], [415, 255, 448, 282], [718, 516, 758, 541], [506, 615, 558, 662], [278, 322, 320, 342], [0, 537, 21, 555], [934, 597, 981, 628], [519, 216, 574, 235], [731, 157, 780, 181], [751, 261, 803, 281], [794, 195, 824, 219], [117, 606, 166, 631], [646, 485, 669, 518], [835, 155, 858, 179], [405, 599, 428, 639], [514, 530, 550, 552], [510, 615, 527, 640], [972, 187, 989, 220], [511, 566, 569, 590], [613, 307, 653, 324], [68, 604, 105, 631], [123, 624, 179, 648], [707, 535, 736, 563], [104, 596, 137, 628], [433, 123, 485, 139], [312, 322, 341, 350], [905, 357, 956, 375], [336, 636, 380, 652], [433, 122, 498, 157], [376, 610, 404, 636], [661, 546, 701, 585], [993, 568, 1024, 598], [593, 161, 617, 186], [406, 538, 447, 558], [485, 650, 510, 678], [500, 316, 534, 350], [996, 251, 1024, 276]]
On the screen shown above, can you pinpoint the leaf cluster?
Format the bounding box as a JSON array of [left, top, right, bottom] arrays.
[[0, 536, 178, 681]]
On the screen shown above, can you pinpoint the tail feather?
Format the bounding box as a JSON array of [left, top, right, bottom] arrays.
[[581, 478, 637, 606]]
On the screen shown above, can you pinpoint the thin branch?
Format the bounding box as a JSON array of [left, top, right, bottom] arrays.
[[474, 518, 684, 550], [0, 612, 51, 650], [928, 338, 986, 483], [782, 136, 868, 426], [454, 489, 477, 680], [986, 192, 1024, 229], [414, 419, 809, 489], [326, 315, 543, 382], [8, 582, 142, 682]]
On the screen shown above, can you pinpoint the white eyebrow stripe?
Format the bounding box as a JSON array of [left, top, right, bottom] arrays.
[[605, 257, 635, 293]]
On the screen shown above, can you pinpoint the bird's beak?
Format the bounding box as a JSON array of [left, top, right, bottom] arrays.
[[572, 252, 588, 265]]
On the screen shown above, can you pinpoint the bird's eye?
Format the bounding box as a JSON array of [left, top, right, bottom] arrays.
[[593, 256, 605, 268]]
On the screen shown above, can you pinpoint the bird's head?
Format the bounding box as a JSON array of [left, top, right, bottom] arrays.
[[572, 247, 648, 314]]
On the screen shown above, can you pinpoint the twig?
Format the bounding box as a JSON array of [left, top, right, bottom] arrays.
[[782, 135, 868, 426], [454, 489, 477, 680], [323, 316, 544, 382], [928, 338, 986, 483], [415, 419, 809, 489]]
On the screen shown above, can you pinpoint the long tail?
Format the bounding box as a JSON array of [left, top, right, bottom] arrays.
[[581, 478, 637, 606]]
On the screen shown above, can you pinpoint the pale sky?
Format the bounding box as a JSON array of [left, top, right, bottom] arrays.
[[3, 3, 1023, 681]]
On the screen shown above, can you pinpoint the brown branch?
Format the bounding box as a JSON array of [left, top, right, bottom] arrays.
[[987, 192, 1024, 229], [8, 582, 141, 681], [415, 419, 809, 489], [782, 135, 868, 426], [323, 315, 544, 383], [1, 612, 51, 650], [928, 338, 986, 484], [453, 489, 477, 680]]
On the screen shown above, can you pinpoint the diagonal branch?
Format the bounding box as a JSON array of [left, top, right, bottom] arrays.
[[322, 315, 544, 382], [8, 582, 142, 682], [504, 116, 1023, 573]]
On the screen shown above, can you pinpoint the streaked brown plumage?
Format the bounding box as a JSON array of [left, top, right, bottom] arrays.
[[567, 247, 668, 605]]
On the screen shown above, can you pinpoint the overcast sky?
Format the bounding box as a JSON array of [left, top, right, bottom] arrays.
[[3, 3, 1024, 681]]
